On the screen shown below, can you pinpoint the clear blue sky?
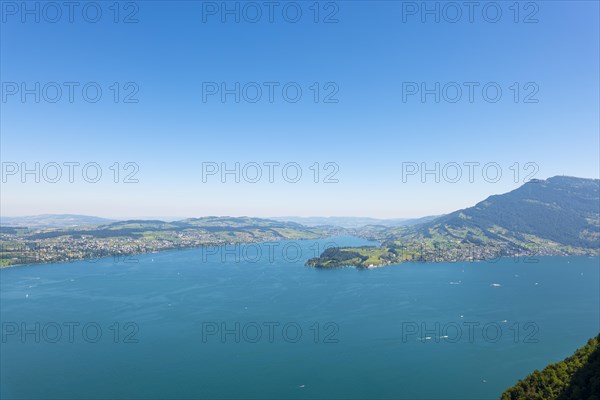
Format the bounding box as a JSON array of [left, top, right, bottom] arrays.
[[1, 1, 598, 218]]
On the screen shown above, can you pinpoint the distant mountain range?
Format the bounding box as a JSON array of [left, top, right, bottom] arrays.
[[1, 214, 441, 230], [308, 176, 600, 268], [270, 215, 440, 228], [0, 214, 116, 228], [3, 216, 324, 240]]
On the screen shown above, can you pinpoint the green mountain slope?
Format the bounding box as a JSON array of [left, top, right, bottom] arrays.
[[501, 334, 600, 400], [308, 176, 600, 268], [404, 176, 599, 249]]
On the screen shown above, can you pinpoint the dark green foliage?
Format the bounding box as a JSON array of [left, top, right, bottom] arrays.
[[306, 247, 369, 268], [501, 334, 600, 400], [0, 226, 21, 235]]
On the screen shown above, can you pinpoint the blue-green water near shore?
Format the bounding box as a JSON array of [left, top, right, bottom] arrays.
[[1, 236, 598, 399]]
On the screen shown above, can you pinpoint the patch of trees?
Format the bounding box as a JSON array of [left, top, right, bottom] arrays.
[[501, 334, 599, 400]]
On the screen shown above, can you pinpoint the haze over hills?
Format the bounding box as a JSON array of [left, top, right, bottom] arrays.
[[308, 176, 600, 268], [0, 214, 116, 228], [1, 214, 442, 230], [270, 215, 440, 228]]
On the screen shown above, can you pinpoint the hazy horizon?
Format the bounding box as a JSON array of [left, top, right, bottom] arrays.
[[0, 213, 420, 221], [3, 174, 598, 219]]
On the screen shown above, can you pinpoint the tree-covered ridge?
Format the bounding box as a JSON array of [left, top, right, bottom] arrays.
[[306, 247, 372, 268], [501, 334, 600, 400]]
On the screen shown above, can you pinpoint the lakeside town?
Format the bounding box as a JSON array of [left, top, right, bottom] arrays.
[[0, 217, 337, 267]]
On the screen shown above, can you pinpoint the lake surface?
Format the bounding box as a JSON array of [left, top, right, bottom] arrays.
[[1, 236, 598, 399]]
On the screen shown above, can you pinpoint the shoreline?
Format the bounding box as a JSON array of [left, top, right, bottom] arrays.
[[0, 235, 351, 270], [308, 253, 600, 270]]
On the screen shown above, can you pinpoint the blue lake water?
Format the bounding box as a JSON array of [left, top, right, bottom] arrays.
[[1, 236, 598, 399]]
